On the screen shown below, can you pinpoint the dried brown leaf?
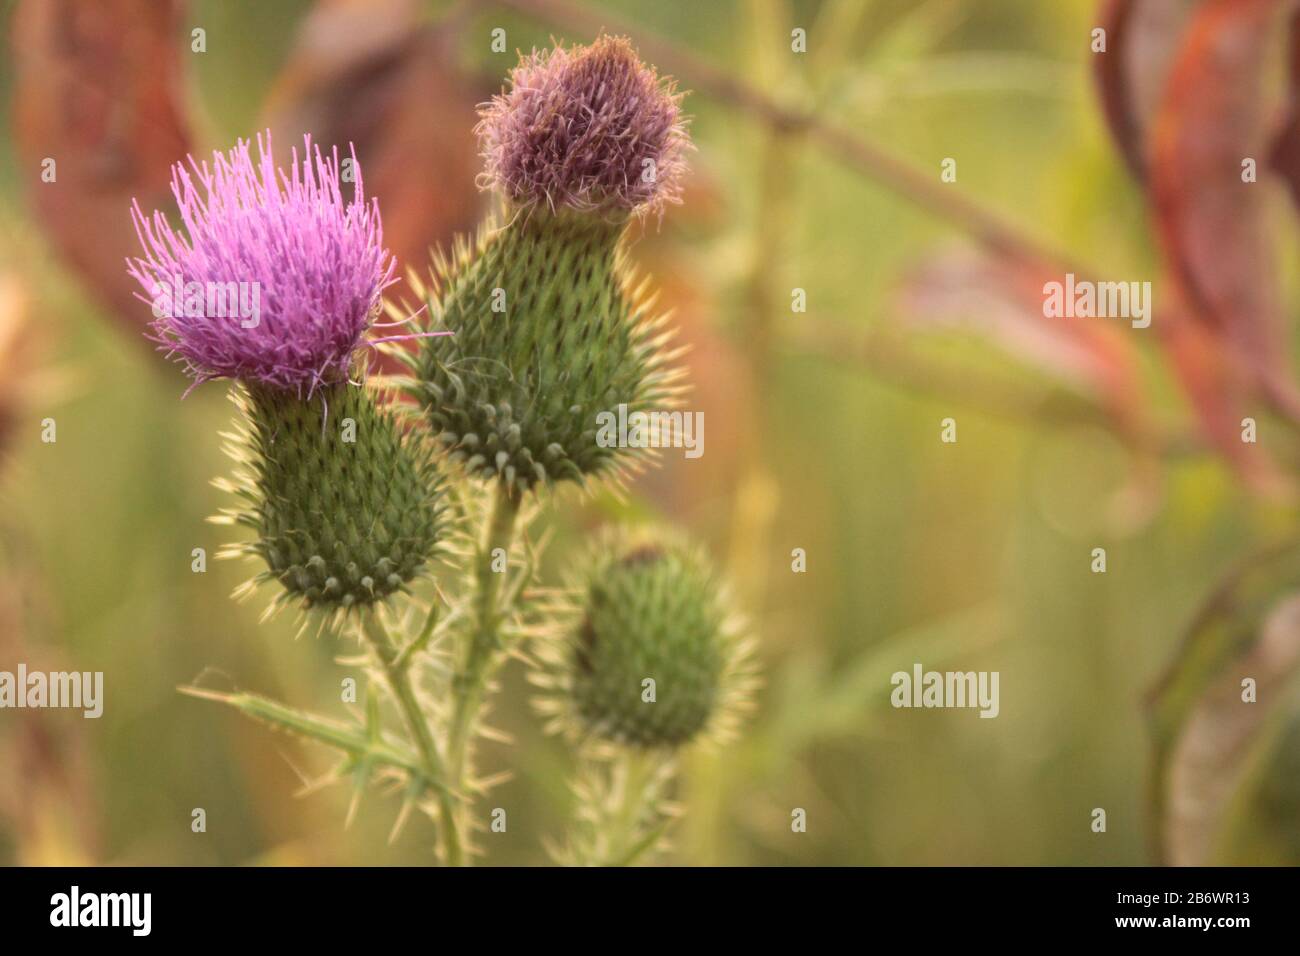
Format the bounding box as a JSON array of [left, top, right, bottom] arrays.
[[1163, 593, 1300, 864], [1149, 0, 1297, 411], [262, 0, 485, 279], [11, 0, 192, 335], [1093, 0, 1202, 181]]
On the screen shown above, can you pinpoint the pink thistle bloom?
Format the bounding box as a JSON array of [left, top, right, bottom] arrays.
[[476, 36, 691, 217], [128, 132, 395, 396]]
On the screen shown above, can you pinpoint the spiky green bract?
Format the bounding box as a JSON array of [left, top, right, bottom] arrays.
[[538, 530, 756, 750], [217, 382, 444, 621], [404, 208, 682, 495]]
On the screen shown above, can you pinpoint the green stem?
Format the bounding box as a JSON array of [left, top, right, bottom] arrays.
[[564, 750, 671, 866], [360, 610, 463, 866], [608, 749, 669, 866], [444, 480, 523, 859]]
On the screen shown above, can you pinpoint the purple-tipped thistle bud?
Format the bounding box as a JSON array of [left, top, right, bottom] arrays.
[[477, 35, 689, 218], [407, 38, 689, 493], [130, 134, 444, 618]]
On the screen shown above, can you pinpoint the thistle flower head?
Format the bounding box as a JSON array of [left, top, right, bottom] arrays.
[[215, 382, 445, 627], [534, 528, 758, 750], [128, 132, 394, 395], [477, 36, 690, 217]]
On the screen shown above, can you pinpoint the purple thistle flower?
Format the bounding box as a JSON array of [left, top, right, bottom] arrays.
[[476, 36, 691, 217], [128, 132, 395, 396]]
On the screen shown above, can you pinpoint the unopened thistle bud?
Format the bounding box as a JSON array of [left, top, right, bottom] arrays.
[[406, 37, 690, 493], [225, 382, 444, 613], [539, 531, 756, 749], [130, 133, 444, 616]]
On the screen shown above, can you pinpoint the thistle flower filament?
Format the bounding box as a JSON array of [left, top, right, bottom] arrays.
[[128, 132, 394, 396], [477, 35, 690, 217]]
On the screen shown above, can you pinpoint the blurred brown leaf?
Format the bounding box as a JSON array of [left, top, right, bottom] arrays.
[[0, 273, 36, 464], [627, 258, 754, 519], [1162, 593, 1300, 865], [262, 0, 486, 280], [0, 266, 80, 470], [1155, 292, 1284, 489], [1250, 711, 1300, 862], [1268, 7, 1300, 208], [11, 0, 192, 335], [1147, 538, 1300, 864], [1094, 0, 1201, 182], [893, 247, 1149, 441], [1149, 0, 1299, 415]]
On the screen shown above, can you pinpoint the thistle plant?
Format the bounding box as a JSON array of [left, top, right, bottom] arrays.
[[535, 531, 757, 864], [129, 133, 460, 853], [394, 35, 698, 858], [129, 133, 445, 626], [545, 532, 754, 749], [406, 35, 689, 495], [137, 38, 757, 867]]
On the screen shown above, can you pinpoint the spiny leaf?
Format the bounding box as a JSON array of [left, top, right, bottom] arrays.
[[180, 684, 447, 795]]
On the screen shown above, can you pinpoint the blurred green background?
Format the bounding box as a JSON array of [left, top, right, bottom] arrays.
[[1, 0, 1296, 866]]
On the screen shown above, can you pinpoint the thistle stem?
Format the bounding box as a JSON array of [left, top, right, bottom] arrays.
[[360, 610, 463, 866], [444, 480, 523, 860], [569, 749, 671, 866], [607, 749, 667, 866]]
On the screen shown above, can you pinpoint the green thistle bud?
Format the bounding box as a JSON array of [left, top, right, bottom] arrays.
[[407, 211, 680, 493], [217, 382, 445, 618], [404, 37, 690, 494], [537, 531, 757, 749]]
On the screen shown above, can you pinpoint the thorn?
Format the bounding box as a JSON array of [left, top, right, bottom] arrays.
[[476, 722, 514, 746], [388, 778, 422, 844], [346, 758, 373, 829], [364, 682, 382, 742], [475, 769, 514, 792]]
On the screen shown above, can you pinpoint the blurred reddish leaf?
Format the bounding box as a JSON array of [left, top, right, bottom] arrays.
[[893, 247, 1149, 441], [11, 0, 192, 335], [1091, 0, 1295, 485], [628, 249, 754, 518], [1149, 0, 1299, 416], [1155, 287, 1286, 490], [0, 273, 37, 464], [1094, 0, 1201, 182], [262, 0, 486, 280], [1269, 7, 1300, 208]]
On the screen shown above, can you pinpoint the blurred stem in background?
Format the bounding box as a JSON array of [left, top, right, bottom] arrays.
[[704, 0, 808, 864], [494, 0, 1071, 271]]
